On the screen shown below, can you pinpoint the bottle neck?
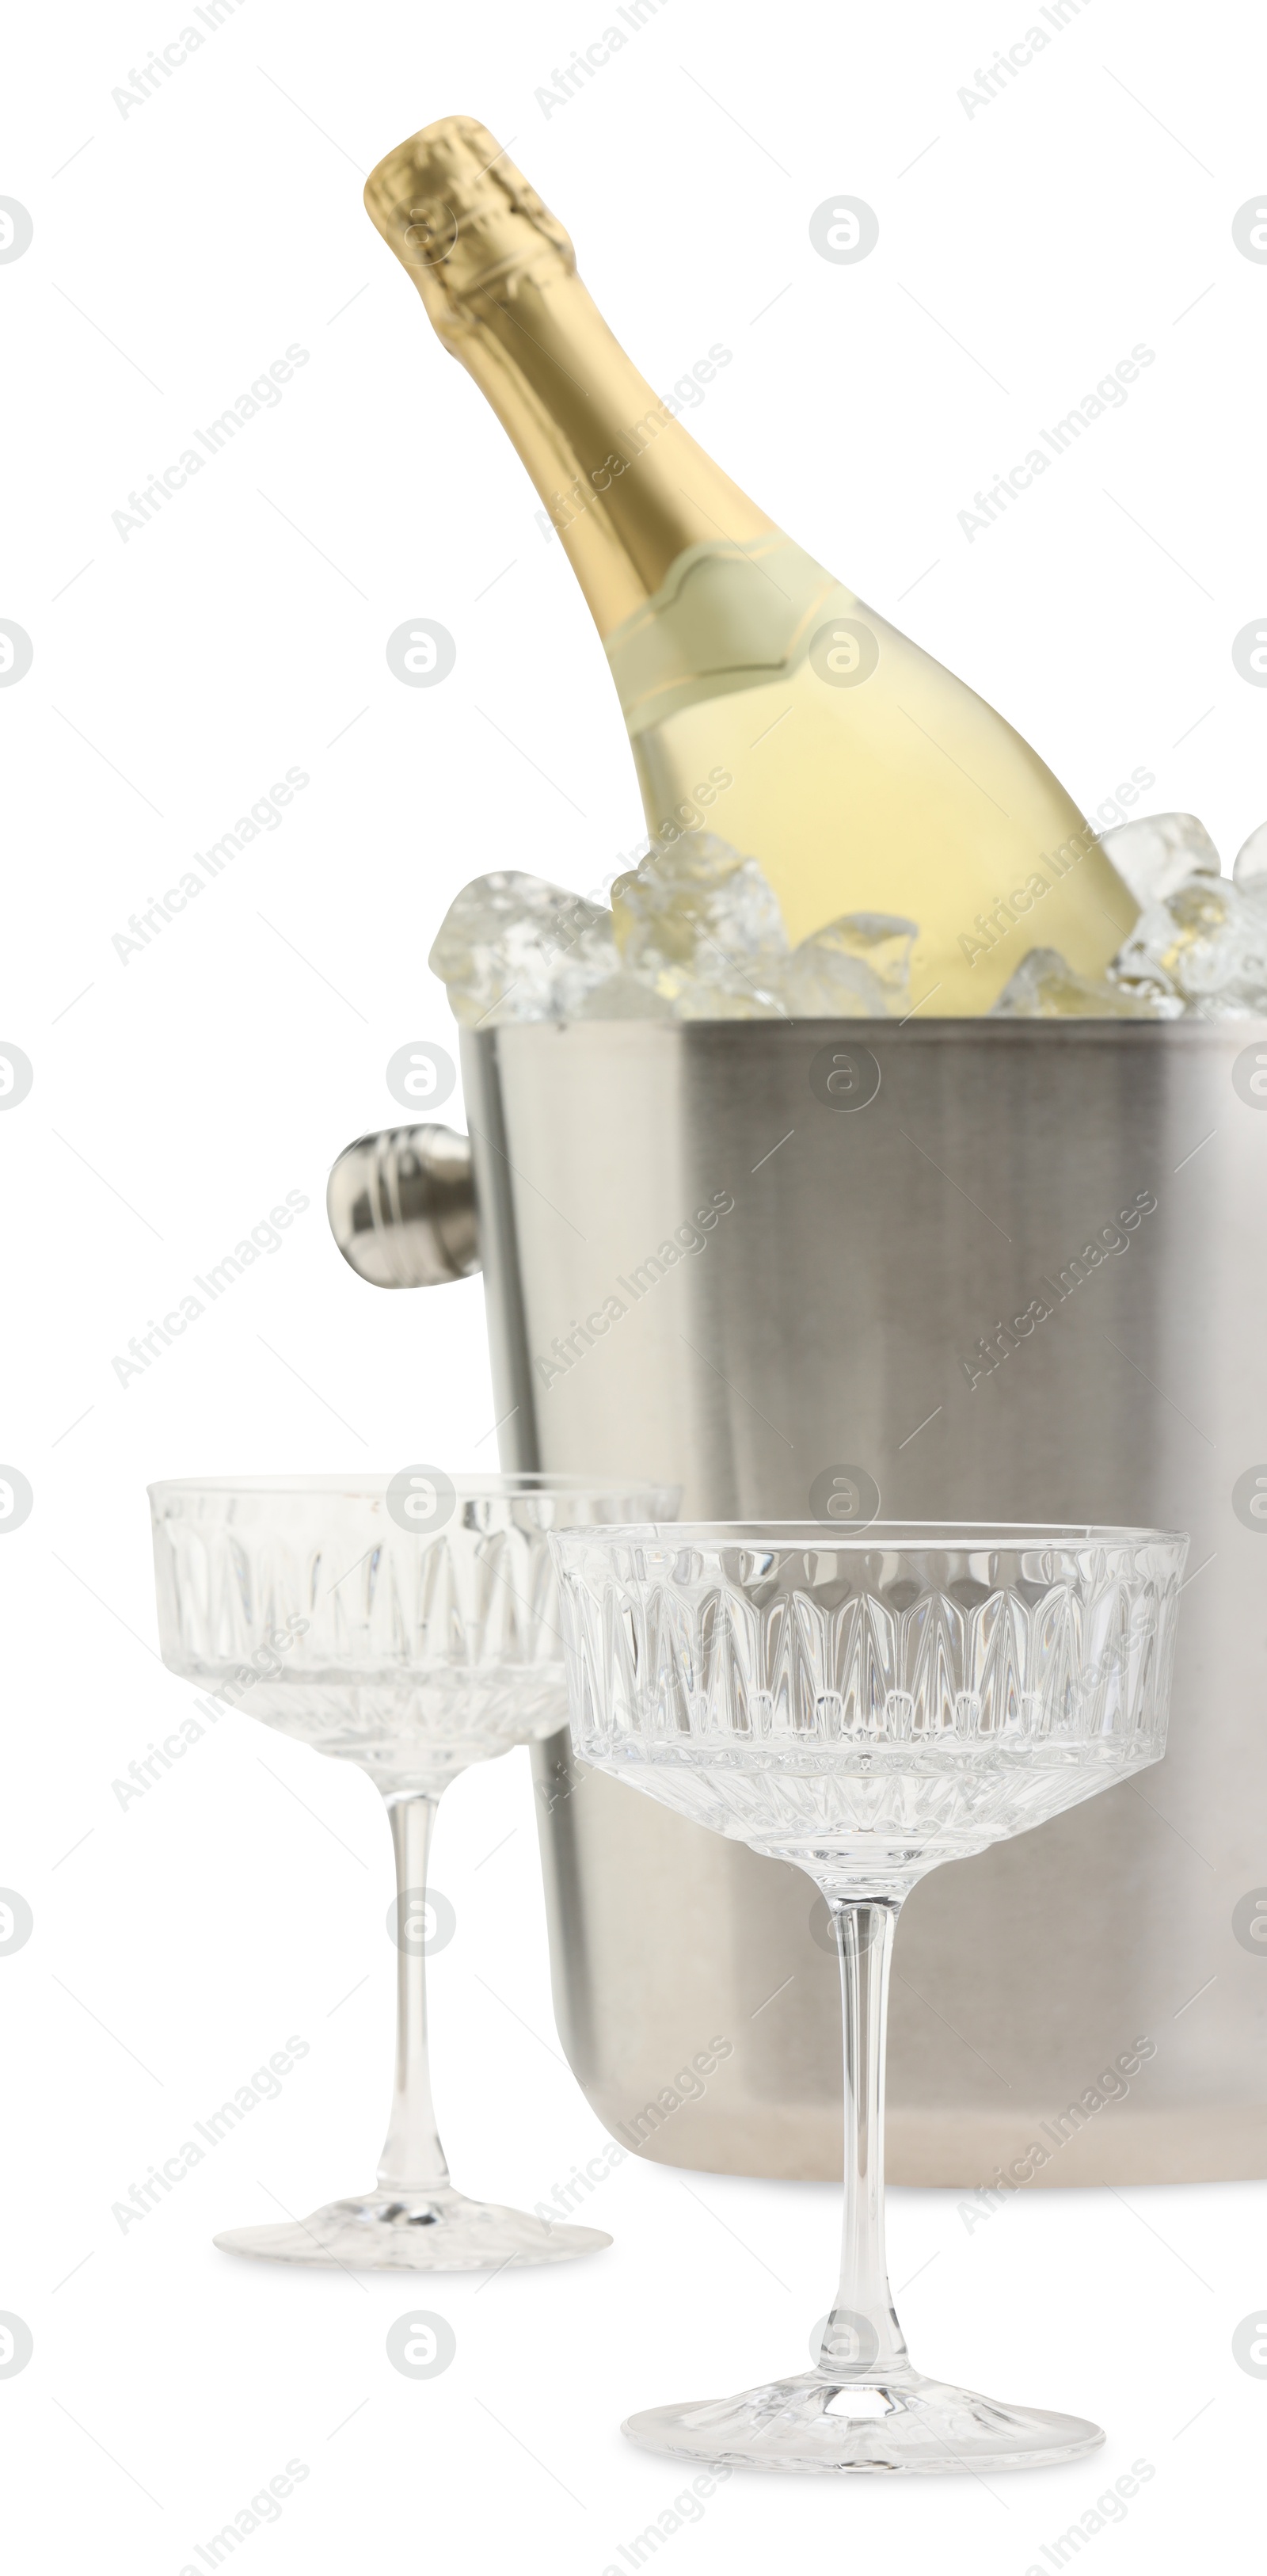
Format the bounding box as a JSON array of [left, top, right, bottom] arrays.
[[365, 118, 772, 637], [449, 266, 774, 635]]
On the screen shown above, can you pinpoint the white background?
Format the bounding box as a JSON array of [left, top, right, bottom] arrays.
[[2, 0, 1265, 2567]]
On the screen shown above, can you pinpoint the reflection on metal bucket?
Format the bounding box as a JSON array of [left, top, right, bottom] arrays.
[[332, 1015, 1267, 2184]]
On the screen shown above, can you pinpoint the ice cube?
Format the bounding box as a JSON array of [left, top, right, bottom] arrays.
[[1233, 822, 1267, 893], [1109, 873, 1267, 1018], [1102, 951, 1185, 1014], [774, 913, 917, 1017], [428, 871, 618, 1025], [572, 969, 675, 1020], [611, 831, 789, 1014], [991, 947, 1171, 1019], [1182, 988, 1267, 1022], [1098, 813, 1220, 907], [670, 977, 789, 1019], [547, 925, 630, 1018]]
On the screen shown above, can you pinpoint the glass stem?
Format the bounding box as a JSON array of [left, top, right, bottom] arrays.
[[375, 1791, 451, 2196], [818, 1897, 909, 2379]]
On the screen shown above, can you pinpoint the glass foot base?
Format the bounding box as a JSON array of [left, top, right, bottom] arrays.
[[213, 2187, 612, 2272], [623, 2367, 1104, 2475]]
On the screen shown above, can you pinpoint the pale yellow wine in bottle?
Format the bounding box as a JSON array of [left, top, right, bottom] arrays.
[[365, 117, 1136, 1014]]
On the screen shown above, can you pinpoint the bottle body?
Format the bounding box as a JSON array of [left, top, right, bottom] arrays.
[[605, 532, 1132, 1009], [367, 121, 1136, 1013]]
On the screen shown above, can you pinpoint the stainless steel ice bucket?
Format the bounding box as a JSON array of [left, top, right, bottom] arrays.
[[335, 1016, 1267, 2184]]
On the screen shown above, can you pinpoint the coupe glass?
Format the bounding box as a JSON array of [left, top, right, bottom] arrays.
[[551, 1520, 1187, 2472], [150, 1472, 676, 2271]]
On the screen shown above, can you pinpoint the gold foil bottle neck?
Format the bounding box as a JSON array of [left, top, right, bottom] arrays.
[[364, 117, 575, 345], [363, 113, 770, 627]]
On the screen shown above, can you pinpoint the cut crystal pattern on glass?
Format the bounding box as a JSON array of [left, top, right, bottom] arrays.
[[557, 1531, 1180, 1896], [152, 1477, 668, 1792], [552, 1521, 1186, 2472], [150, 1473, 676, 2270]]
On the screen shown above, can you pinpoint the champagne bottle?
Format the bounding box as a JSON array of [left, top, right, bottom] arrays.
[[365, 117, 1137, 1014]]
